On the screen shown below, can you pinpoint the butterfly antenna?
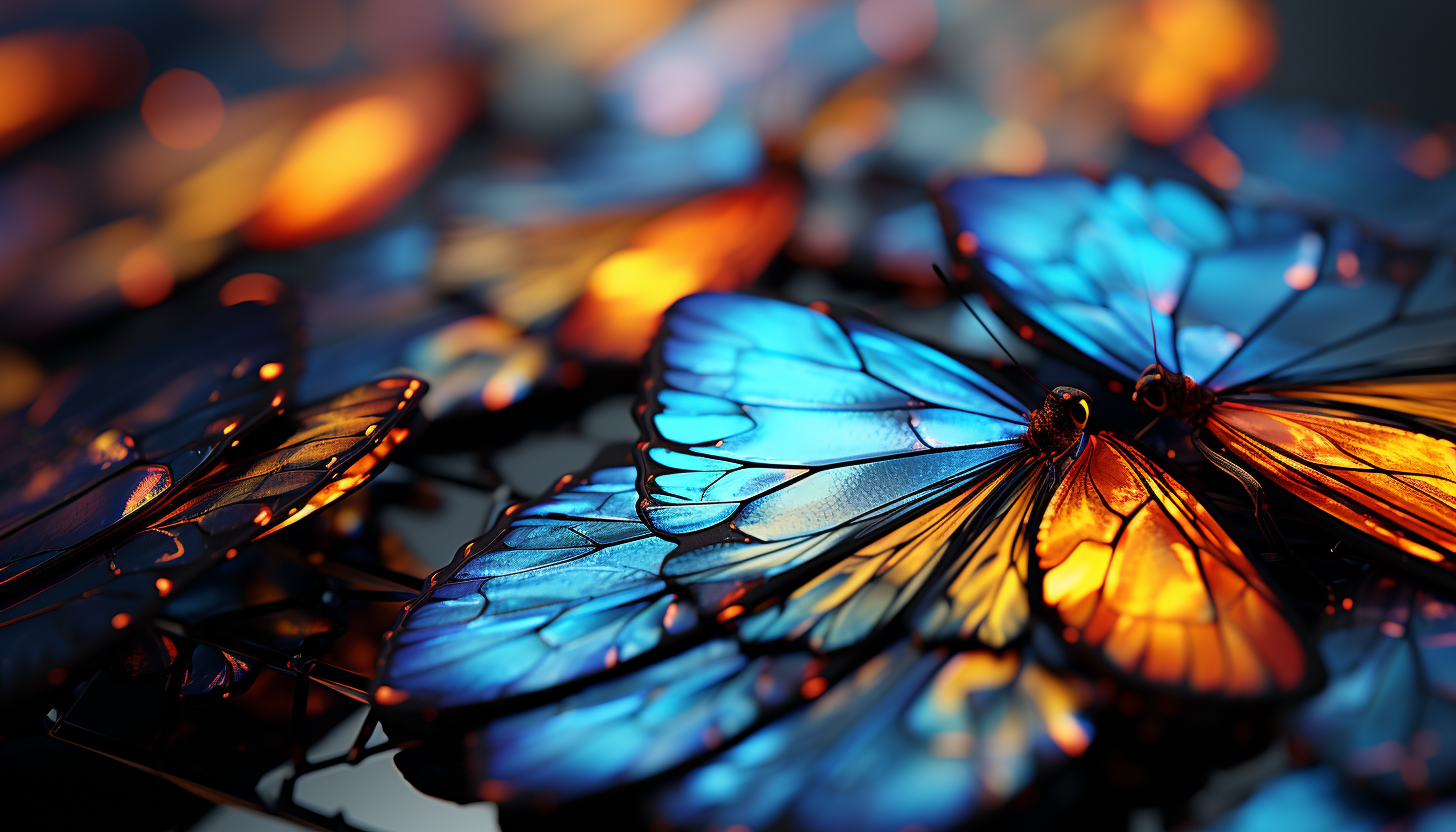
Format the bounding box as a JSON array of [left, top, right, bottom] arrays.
[[933, 264, 1051, 394], [1133, 415, 1162, 441]]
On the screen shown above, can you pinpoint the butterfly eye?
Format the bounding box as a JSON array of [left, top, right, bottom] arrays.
[[1074, 399, 1090, 425], [1141, 386, 1168, 412]]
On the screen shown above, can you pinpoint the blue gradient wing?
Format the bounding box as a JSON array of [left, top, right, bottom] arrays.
[[939, 174, 1456, 391], [657, 640, 1094, 832], [1292, 574, 1456, 798], [375, 463, 693, 713]]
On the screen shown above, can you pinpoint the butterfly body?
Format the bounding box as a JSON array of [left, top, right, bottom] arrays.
[[1027, 387, 1093, 457], [1132, 364, 1214, 426]]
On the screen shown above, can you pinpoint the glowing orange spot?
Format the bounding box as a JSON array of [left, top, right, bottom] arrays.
[[663, 603, 678, 629], [1181, 132, 1244, 189], [1108, 380, 1124, 394], [956, 231, 979, 256], [245, 68, 476, 249], [261, 426, 410, 536], [222, 420, 238, 435], [225, 548, 237, 559], [801, 677, 828, 699], [1166, 449, 1177, 458], [717, 604, 745, 622], [253, 507, 272, 526], [856, 0, 937, 63], [808, 301, 831, 314], [111, 613, 131, 629], [1062, 626, 1080, 643], [271, 392, 284, 407], [557, 177, 800, 361], [258, 362, 284, 381], [220, 272, 284, 306], [365, 424, 377, 436], [1018, 324, 1035, 340], [375, 685, 410, 705], [117, 243, 174, 308], [1381, 621, 1406, 638], [141, 69, 224, 150], [1403, 133, 1453, 180], [47, 667, 67, 685], [1283, 263, 1318, 290], [155, 577, 173, 596], [1336, 251, 1359, 279]]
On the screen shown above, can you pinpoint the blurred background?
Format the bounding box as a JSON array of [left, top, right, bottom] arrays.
[[1, 1, 1454, 830]]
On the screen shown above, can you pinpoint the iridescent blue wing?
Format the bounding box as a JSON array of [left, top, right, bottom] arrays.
[[0, 378, 421, 709], [375, 461, 688, 714], [639, 293, 1052, 653], [938, 174, 1456, 391], [459, 639, 1093, 832], [1200, 767, 1395, 832], [1292, 573, 1456, 798]]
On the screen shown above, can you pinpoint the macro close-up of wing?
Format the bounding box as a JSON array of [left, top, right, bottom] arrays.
[[0, 375, 422, 710], [941, 173, 1456, 580]]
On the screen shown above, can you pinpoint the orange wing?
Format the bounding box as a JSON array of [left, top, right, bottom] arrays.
[[1208, 400, 1456, 570], [1037, 433, 1308, 697], [1264, 376, 1456, 433]]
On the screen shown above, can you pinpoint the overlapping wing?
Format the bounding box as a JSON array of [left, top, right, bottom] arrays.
[[1037, 432, 1310, 696], [1293, 573, 1456, 798], [939, 173, 1456, 391], [0, 378, 420, 708], [638, 293, 1048, 651], [656, 640, 1094, 832], [1207, 400, 1456, 574], [374, 463, 689, 714]]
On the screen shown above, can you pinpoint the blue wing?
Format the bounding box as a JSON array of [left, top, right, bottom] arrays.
[[376, 462, 689, 713], [640, 293, 1045, 652], [939, 174, 1456, 391], [1293, 573, 1456, 798], [1201, 767, 1397, 832], [657, 640, 1093, 832]]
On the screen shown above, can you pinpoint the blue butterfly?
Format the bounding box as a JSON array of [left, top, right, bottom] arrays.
[[939, 173, 1456, 588], [376, 291, 1312, 830]]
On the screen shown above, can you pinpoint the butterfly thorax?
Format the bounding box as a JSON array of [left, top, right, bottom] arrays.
[[1132, 365, 1214, 426], [1027, 387, 1092, 458]]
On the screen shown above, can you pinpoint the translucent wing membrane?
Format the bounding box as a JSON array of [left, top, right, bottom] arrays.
[[656, 641, 1093, 832], [640, 292, 1027, 541], [375, 463, 686, 713], [939, 174, 1456, 391], [0, 299, 295, 587], [1037, 433, 1309, 696], [0, 378, 420, 708], [1208, 400, 1456, 572], [1294, 574, 1456, 798]]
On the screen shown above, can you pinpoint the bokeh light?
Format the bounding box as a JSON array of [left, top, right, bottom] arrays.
[[856, 0, 937, 64], [141, 69, 225, 150], [260, 0, 348, 70]]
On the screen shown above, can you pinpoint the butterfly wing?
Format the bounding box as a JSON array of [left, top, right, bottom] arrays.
[[375, 461, 687, 715], [1038, 432, 1311, 696], [639, 292, 1045, 652], [939, 173, 1456, 392], [1207, 397, 1456, 577], [1293, 573, 1456, 798], [0, 378, 421, 708]]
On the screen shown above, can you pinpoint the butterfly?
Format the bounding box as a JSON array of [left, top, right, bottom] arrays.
[[374, 292, 1311, 830], [939, 173, 1456, 588], [0, 368, 424, 710]]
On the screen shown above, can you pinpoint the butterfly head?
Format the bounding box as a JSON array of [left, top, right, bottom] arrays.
[[1028, 386, 1092, 456], [1133, 365, 1212, 424]]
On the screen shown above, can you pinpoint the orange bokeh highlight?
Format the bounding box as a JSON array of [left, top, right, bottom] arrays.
[[220, 272, 285, 306], [244, 66, 477, 249], [0, 27, 147, 157], [856, 0, 937, 64], [142, 69, 225, 150], [116, 243, 174, 307], [1402, 132, 1454, 180], [556, 177, 801, 361]]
